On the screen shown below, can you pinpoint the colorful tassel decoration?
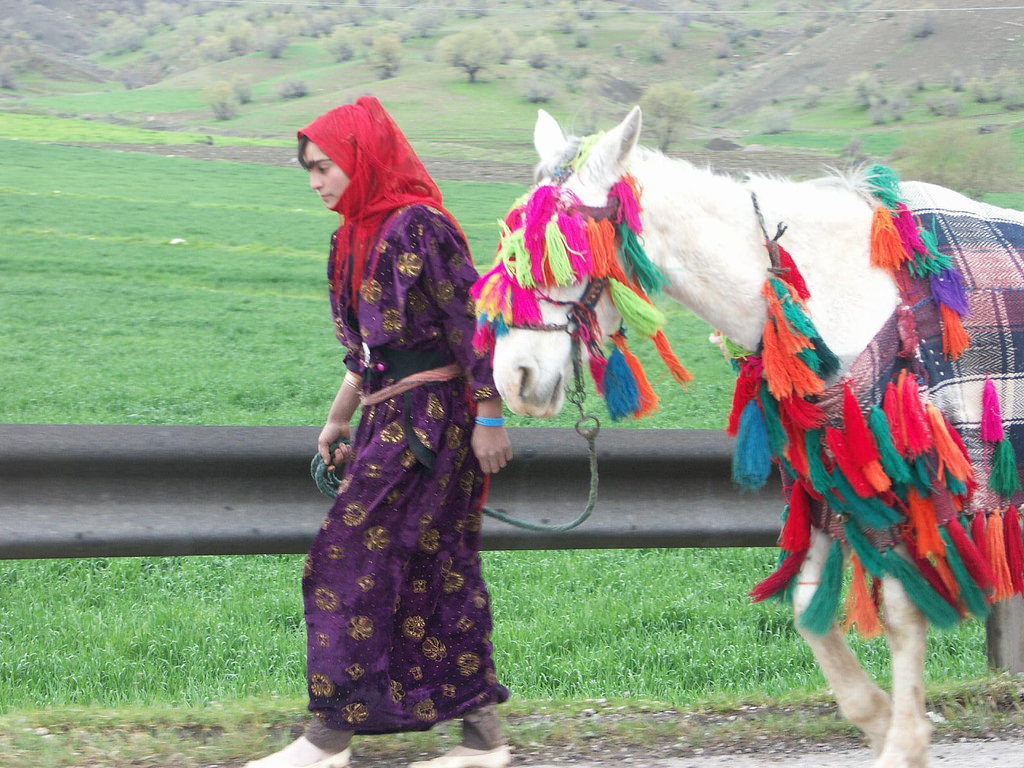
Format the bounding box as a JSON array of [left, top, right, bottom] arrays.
[[603, 345, 640, 421], [652, 330, 694, 387], [843, 553, 884, 638], [870, 205, 907, 274], [882, 548, 962, 629], [940, 526, 991, 619], [733, 400, 773, 491], [780, 480, 813, 553], [611, 332, 658, 418], [987, 509, 1014, 601], [799, 538, 845, 635], [1004, 505, 1024, 595], [940, 303, 970, 359], [750, 549, 807, 603], [982, 377, 1006, 442]]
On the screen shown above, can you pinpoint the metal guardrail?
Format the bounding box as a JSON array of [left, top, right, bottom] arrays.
[[1, 423, 1020, 673]]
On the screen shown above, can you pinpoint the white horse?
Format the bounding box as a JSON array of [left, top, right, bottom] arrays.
[[482, 106, 1024, 767]]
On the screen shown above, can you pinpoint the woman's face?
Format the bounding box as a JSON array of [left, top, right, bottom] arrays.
[[303, 140, 351, 210]]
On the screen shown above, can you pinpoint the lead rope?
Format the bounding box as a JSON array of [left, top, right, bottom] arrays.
[[310, 340, 601, 532]]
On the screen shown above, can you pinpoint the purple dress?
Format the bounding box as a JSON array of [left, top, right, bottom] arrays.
[[304, 205, 509, 733]]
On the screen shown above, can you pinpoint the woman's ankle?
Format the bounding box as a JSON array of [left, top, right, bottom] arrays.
[[461, 704, 505, 751], [304, 716, 354, 753]]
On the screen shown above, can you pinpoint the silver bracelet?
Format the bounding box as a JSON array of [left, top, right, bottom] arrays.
[[343, 371, 362, 390]]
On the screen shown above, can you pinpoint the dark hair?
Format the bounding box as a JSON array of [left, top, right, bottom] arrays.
[[297, 135, 313, 170]]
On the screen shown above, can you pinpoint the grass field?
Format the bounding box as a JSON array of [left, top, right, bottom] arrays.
[[0, 132, 996, 736]]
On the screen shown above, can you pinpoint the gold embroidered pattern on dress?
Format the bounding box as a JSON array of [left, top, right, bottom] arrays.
[[441, 684, 457, 698], [435, 280, 455, 304], [357, 575, 376, 592], [413, 427, 433, 451], [408, 290, 428, 313], [391, 679, 406, 702], [449, 251, 465, 269], [427, 394, 445, 419], [474, 385, 497, 401], [382, 308, 403, 333], [310, 673, 335, 698], [386, 487, 403, 504], [414, 699, 437, 722], [347, 663, 365, 680], [380, 422, 404, 444], [443, 571, 465, 594], [347, 616, 375, 641], [338, 475, 353, 494], [316, 632, 330, 648], [419, 529, 440, 553], [422, 637, 447, 661], [364, 526, 391, 551], [341, 702, 369, 725], [403, 615, 426, 641], [412, 579, 428, 593], [446, 424, 463, 450], [457, 653, 482, 677], [366, 463, 383, 479], [315, 587, 339, 612], [327, 545, 345, 560], [456, 616, 474, 632], [473, 589, 488, 610], [303, 555, 313, 578], [450, 327, 464, 346], [343, 502, 368, 526], [400, 449, 417, 468], [410, 666, 423, 680], [397, 251, 424, 277], [460, 472, 475, 495], [360, 278, 382, 304], [466, 510, 483, 533]]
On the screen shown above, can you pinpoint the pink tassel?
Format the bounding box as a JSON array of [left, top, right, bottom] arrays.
[[509, 281, 543, 327], [558, 211, 592, 277], [611, 178, 643, 233], [524, 186, 560, 281], [894, 204, 926, 254], [472, 323, 496, 353], [589, 355, 607, 394], [982, 377, 1006, 443]]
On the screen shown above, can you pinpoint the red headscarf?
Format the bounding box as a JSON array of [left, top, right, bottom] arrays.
[[298, 96, 450, 304]]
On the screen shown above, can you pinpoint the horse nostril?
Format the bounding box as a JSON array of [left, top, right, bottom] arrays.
[[517, 366, 533, 398]]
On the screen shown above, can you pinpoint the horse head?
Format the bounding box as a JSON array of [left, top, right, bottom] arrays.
[[473, 107, 686, 420]]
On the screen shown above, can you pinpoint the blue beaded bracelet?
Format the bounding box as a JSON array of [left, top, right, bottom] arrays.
[[475, 415, 506, 427]]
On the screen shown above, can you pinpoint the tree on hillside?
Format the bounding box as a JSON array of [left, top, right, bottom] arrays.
[[325, 28, 356, 62], [371, 33, 403, 79], [203, 82, 239, 121], [524, 36, 557, 69], [437, 29, 499, 83], [639, 82, 696, 151]]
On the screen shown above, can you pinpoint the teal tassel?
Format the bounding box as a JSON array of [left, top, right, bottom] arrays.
[[830, 473, 902, 529], [798, 538, 845, 635], [939, 527, 990, 620], [805, 429, 835, 494], [733, 400, 773, 491], [946, 474, 969, 498], [810, 336, 840, 378], [990, 439, 1021, 498], [618, 224, 666, 295], [844, 520, 887, 577], [869, 406, 912, 485], [866, 164, 904, 210], [758, 385, 789, 456], [882, 549, 961, 629], [909, 456, 932, 495], [603, 346, 639, 421]]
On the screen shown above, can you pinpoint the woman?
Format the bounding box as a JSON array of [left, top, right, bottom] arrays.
[[247, 96, 513, 768]]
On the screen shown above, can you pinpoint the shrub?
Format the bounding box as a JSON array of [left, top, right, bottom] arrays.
[[525, 36, 557, 69], [325, 27, 355, 62], [437, 29, 499, 83], [371, 33, 403, 79], [759, 106, 793, 135], [640, 82, 696, 150], [279, 80, 308, 100], [232, 78, 253, 105], [521, 76, 556, 103], [203, 82, 239, 120]]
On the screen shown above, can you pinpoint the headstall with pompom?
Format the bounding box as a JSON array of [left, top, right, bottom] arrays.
[[472, 140, 692, 421], [727, 164, 1021, 637]]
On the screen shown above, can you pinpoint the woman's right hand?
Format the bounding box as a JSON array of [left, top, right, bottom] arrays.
[[318, 420, 353, 469]]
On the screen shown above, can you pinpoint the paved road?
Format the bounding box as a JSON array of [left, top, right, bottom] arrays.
[[516, 738, 1024, 766]]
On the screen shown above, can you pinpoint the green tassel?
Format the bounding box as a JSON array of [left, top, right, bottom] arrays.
[[946, 474, 969, 498], [810, 336, 841, 378], [990, 439, 1021, 498], [866, 164, 904, 210], [723, 337, 754, 359], [830, 473, 902, 529], [939, 527, 990, 620], [882, 549, 961, 629], [759, 385, 789, 457], [909, 456, 932, 495], [869, 406, 912, 485], [618, 224, 666, 295], [844, 520, 887, 577], [501, 228, 533, 288], [798, 538, 845, 635], [804, 429, 835, 494], [608, 279, 664, 337], [544, 218, 576, 285]]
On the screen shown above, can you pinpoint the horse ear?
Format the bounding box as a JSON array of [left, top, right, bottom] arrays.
[[533, 109, 567, 161], [584, 106, 642, 181]]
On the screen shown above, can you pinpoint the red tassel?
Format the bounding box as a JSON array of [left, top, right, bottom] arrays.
[[780, 395, 826, 432], [941, 304, 970, 360], [905, 536, 959, 608], [971, 511, 990, 567], [843, 553, 884, 638], [826, 426, 876, 498], [883, 381, 908, 455], [896, 304, 920, 359], [843, 382, 890, 492], [652, 329, 694, 388], [750, 549, 807, 603], [987, 509, 1014, 601], [727, 359, 763, 436], [1004, 505, 1024, 596], [900, 372, 933, 456], [777, 244, 811, 301], [947, 516, 995, 593], [781, 480, 813, 553]]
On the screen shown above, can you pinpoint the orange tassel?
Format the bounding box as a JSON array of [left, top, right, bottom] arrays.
[[843, 553, 884, 638], [870, 206, 907, 275], [762, 322, 824, 399], [862, 460, 892, 494], [940, 304, 970, 360], [987, 509, 1014, 601], [907, 487, 946, 559], [652, 330, 693, 387], [585, 219, 612, 278], [931, 552, 962, 605], [612, 333, 658, 418], [926, 404, 975, 486]]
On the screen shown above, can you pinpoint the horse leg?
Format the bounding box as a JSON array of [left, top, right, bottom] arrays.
[[793, 529, 893, 756], [876, 574, 931, 768]]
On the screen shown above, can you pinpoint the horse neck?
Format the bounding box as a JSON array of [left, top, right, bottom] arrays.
[[628, 150, 899, 367]]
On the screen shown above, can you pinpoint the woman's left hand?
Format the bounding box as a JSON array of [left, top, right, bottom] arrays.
[[472, 424, 513, 475]]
